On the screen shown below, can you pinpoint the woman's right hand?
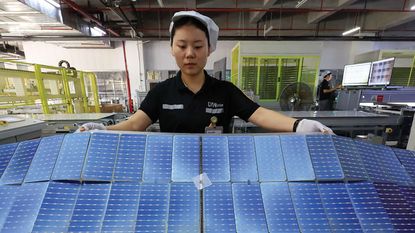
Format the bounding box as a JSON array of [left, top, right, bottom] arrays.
[[76, 122, 106, 132]]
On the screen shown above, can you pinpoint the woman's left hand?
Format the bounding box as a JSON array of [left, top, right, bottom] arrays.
[[296, 119, 334, 134]]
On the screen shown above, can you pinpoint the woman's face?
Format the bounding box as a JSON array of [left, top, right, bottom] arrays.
[[171, 24, 210, 77]]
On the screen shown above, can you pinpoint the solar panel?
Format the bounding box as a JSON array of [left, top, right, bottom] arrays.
[[307, 135, 344, 180], [228, 136, 258, 182], [318, 182, 363, 233], [82, 133, 120, 181], [254, 136, 286, 181], [32, 181, 80, 233], [289, 182, 331, 232], [280, 135, 315, 181], [0, 185, 18, 230], [52, 133, 91, 181], [201, 136, 230, 182], [232, 183, 268, 233], [113, 134, 146, 181], [399, 185, 415, 212], [142, 135, 173, 182], [0, 143, 17, 178], [332, 136, 368, 180], [0, 139, 40, 185], [393, 148, 415, 182], [204, 183, 236, 233], [172, 135, 200, 182], [25, 135, 65, 183], [260, 182, 299, 233], [167, 183, 200, 233]]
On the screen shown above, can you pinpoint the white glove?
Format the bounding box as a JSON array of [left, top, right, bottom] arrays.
[[296, 119, 334, 134], [75, 122, 106, 132]]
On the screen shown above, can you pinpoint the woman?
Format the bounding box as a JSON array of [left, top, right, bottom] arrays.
[[80, 11, 332, 134]]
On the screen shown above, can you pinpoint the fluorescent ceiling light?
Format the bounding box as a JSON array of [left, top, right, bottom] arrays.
[[0, 22, 61, 25], [43, 0, 60, 8], [0, 11, 40, 15], [91, 26, 107, 36], [342, 26, 361, 36], [411, 5, 415, 10], [296, 0, 308, 8]]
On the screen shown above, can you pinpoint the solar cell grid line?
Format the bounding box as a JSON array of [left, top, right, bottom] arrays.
[[254, 136, 286, 182], [0, 138, 40, 185], [203, 183, 236, 233], [346, 181, 395, 232], [373, 182, 415, 233], [51, 133, 91, 181], [67, 182, 111, 233], [167, 183, 200, 233], [232, 183, 268, 233], [228, 136, 258, 182], [32, 181, 81, 233], [318, 182, 363, 233], [101, 182, 141, 232], [280, 135, 315, 181], [25, 135, 65, 183], [0, 143, 17, 178], [0, 185, 19, 230], [260, 182, 300, 233], [135, 183, 170, 233], [306, 135, 344, 180], [82, 132, 120, 181], [288, 182, 332, 232], [113, 134, 146, 181], [393, 148, 415, 182], [142, 135, 173, 182], [201, 136, 230, 182], [399, 185, 415, 212], [172, 135, 200, 182]]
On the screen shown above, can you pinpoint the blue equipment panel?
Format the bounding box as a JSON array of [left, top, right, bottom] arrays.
[[113, 134, 146, 181], [201, 136, 230, 182], [68, 183, 111, 232], [25, 135, 65, 183], [172, 135, 200, 182], [280, 135, 315, 181], [289, 182, 331, 232], [254, 136, 286, 181], [32, 182, 80, 233], [167, 183, 200, 233], [260, 182, 299, 233], [318, 182, 363, 233], [393, 148, 415, 182], [0, 185, 18, 230], [52, 133, 91, 180], [0, 143, 17, 178], [143, 135, 173, 182], [332, 136, 367, 180], [228, 136, 258, 182], [232, 183, 268, 233], [204, 183, 236, 233], [399, 185, 415, 212], [307, 135, 344, 180], [135, 183, 170, 233], [347, 181, 395, 232], [102, 182, 140, 232], [0, 139, 40, 185]]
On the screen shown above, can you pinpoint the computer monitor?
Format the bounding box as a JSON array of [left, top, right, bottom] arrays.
[[368, 57, 395, 86], [342, 62, 372, 86]]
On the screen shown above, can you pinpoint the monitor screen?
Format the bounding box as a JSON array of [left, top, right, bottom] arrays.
[[368, 57, 395, 86], [342, 62, 372, 86]]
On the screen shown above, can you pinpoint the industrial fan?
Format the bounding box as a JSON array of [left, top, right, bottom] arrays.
[[279, 82, 314, 111]]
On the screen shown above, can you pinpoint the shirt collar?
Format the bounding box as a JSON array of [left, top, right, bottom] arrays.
[[175, 70, 215, 93]]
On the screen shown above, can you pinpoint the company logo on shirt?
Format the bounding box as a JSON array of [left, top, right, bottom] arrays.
[[206, 101, 224, 114]]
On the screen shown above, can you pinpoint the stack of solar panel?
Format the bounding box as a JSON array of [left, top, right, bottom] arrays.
[[0, 132, 415, 232]]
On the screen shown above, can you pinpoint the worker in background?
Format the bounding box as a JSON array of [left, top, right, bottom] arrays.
[[318, 71, 342, 111], [79, 11, 333, 134]]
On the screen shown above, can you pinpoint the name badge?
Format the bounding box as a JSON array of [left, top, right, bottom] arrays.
[[162, 104, 184, 110]]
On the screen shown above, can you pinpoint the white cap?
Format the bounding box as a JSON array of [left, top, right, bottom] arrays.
[[322, 70, 332, 78], [169, 11, 219, 53]]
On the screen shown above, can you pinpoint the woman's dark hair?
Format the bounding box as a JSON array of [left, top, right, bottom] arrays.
[[170, 16, 210, 47]]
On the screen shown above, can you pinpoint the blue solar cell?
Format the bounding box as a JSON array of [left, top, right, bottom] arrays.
[[318, 182, 363, 233], [289, 182, 331, 232], [167, 183, 200, 233], [25, 135, 65, 183], [68, 183, 111, 232], [254, 136, 286, 181], [347, 181, 395, 232], [0, 185, 18, 230], [52, 133, 91, 180], [332, 136, 367, 180], [113, 134, 146, 181], [142, 135, 173, 182], [0, 143, 17, 178], [307, 135, 344, 180], [82, 133, 120, 181], [135, 183, 170, 233], [228, 136, 258, 182], [202, 136, 230, 182], [172, 135, 200, 182], [399, 185, 415, 212], [0, 139, 40, 184], [260, 182, 299, 233], [280, 135, 315, 181], [232, 183, 268, 233], [102, 182, 140, 232], [32, 182, 80, 233], [393, 148, 415, 182], [204, 183, 236, 233]]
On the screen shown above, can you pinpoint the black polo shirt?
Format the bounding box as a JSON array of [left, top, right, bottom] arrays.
[[319, 79, 332, 101], [139, 71, 259, 133]]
